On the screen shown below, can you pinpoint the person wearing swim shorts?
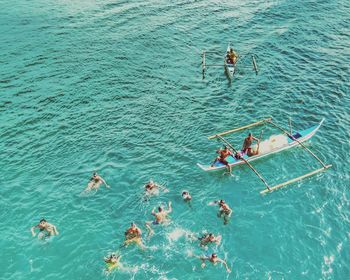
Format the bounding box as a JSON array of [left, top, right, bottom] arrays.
[[211, 146, 233, 173], [145, 202, 172, 237], [211, 199, 232, 225], [242, 133, 259, 156]]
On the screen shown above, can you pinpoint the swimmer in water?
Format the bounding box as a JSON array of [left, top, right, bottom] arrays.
[[145, 180, 158, 192], [144, 179, 169, 200], [123, 222, 146, 250], [145, 201, 172, 237], [197, 253, 231, 273], [212, 199, 232, 225], [104, 253, 121, 273], [198, 233, 221, 247], [182, 191, 192, 202], [31, 218, 59, 238], [84, 172, 110, 192]]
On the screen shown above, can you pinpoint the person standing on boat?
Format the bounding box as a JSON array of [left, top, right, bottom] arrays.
[[211, 146, 233, 173], [242, 133, 259, 156]]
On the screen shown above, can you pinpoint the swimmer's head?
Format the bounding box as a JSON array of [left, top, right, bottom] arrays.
[[219, 199, 225, 204], [158, 206, 163, 212], [131, 222, 136, 228], [39, 219, 47, 226], [182, 191, 188, 196], [211, 253, 217, 259], [248, 132, 252, 137]]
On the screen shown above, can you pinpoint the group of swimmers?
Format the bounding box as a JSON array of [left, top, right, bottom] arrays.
[[212, 132, 260, 173], [31, 174, 232, 274]]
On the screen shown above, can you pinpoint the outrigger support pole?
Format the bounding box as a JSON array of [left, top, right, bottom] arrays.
[[252, 55, 258, 75], [266, 120, 328, 169], [202, 51, 206, 79], [208, 117, 272, 140], [216, 135, 271, 191], [260, 165, 332, 195]]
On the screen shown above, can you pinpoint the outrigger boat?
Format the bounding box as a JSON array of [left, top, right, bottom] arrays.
[[197, 118, 332, 194], [201, 43, 258, 80]]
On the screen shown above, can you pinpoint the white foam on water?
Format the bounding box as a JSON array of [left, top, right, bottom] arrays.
[[167, 228, 190, 242], [322, 255, 335, 276]]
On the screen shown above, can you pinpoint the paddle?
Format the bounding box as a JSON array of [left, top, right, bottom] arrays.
[[256, 129, 264, 155]]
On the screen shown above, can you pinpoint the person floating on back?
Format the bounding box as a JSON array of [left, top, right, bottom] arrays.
[[84, 172, 110, 192], [211, 146, 233, 174], [242, 133, 259, 156], [123, 222, 146, 250], [145, 202, 172, 237], [196, 253, 231, 273], [31, 218, 59, 239]]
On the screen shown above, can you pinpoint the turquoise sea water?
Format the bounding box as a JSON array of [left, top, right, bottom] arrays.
[[1, 0, 349, 279]]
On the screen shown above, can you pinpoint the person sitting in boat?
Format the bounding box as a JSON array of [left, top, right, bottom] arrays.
[[210, 199, 232, 225], [226, 51, 232, 64], [211, 146, 233, 173], [242, 133, 259, 156], [228, 48, 238, 64]]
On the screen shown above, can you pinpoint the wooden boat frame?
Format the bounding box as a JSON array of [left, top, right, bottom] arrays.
[[197, 117, 332, 194]]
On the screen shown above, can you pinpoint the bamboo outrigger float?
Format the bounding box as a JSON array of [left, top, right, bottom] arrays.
[[197, 118, 332, 195]]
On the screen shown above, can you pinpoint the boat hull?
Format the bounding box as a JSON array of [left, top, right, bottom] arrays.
[[197, 119, 324, 172]]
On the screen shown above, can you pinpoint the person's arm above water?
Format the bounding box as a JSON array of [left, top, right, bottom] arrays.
[[167, 201, 172, 213], [218, 258, 231, 273], [31, 225, 38, 237], [151, 207, 156, 216], [99, 177, 110, 188], [53, 225, 59, 235]]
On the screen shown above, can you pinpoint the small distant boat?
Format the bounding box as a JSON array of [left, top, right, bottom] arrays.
[[224, 44, 236, 80]]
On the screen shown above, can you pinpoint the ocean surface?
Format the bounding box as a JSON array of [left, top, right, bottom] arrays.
[[0, 0, 349, 279]]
